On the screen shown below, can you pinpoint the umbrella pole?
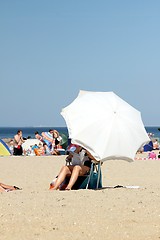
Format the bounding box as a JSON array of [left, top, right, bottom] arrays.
[[86, 163, 94, 189], [85, 162, 102, 189], [96, 162, 101, 189]]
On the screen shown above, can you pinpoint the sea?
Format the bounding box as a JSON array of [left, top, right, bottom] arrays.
[[0, 126, 160, 141], [0, 127, 69, 139]]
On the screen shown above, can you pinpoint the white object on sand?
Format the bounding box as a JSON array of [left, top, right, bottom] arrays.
[[22, 139, 42, 151]]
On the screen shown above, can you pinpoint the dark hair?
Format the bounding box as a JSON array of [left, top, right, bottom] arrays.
[[17, 130, 22, 134], [35, 131, 39, 135], [49, 129, 54, 132]]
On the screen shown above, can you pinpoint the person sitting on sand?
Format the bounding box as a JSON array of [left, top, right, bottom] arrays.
[[43, 142, 60, 156], [153, 139, 159, 150], [0, 182, 22, 192], [50, 145, 95, 190], [34, 142, 46, 156], [53, 130, 62, 149]]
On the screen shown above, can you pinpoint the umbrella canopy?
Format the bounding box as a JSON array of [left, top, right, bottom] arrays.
[[61, 90, 150, 162]]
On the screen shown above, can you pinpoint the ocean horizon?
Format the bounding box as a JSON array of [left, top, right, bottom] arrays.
[[0, 127, 68, 139], [0, 126, 160, 140]]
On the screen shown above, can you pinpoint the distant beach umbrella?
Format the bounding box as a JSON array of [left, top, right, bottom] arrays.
[[0, 139, 11, 156], [60, 133, 68, 149], [22, 139, 42, 151], [61, 90, 150, 162]]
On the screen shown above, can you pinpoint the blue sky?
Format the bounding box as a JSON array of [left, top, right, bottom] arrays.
[[0, 0, 160, 127]]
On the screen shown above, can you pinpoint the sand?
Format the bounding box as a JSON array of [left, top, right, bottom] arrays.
[[1, 153, 160, 240]]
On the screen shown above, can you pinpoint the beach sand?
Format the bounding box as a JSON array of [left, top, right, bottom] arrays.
[[1, 153, 160, 240]]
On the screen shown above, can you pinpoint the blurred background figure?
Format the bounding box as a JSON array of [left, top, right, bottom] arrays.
[[13, 130, 25, 155]]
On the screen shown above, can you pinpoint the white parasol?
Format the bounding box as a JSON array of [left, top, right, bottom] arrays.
[[22, 139, 42, 151], [61, 90, 150, 162]]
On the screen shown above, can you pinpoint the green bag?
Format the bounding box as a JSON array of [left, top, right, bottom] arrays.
[[79, 162, 102, 189]]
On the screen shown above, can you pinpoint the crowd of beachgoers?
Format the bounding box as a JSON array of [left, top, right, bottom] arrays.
[[5, 129, 67, 156], [137, 133, 160, 159], [2, 129, 160, 159]]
